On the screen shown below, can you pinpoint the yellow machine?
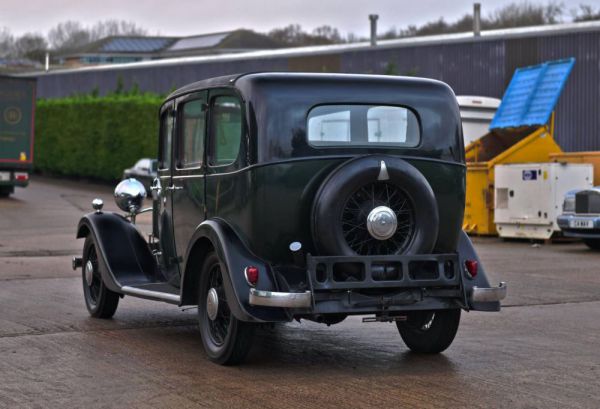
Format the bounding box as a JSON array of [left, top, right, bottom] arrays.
[[463, 120, 562, 235], [462, 58, 575, 236]]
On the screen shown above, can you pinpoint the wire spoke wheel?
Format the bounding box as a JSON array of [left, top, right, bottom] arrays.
[[341, 181, 415, 255], [86, 245, 102, 305], [206, 264, 231, 346]]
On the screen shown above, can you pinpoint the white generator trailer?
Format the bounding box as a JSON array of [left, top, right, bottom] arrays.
[[494, 162, 593, 239]]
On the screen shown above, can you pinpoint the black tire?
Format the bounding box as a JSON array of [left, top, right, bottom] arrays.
[[396, 309, 461, 353], [82, 236, 120, 318], [583, 238, 600, 250], [312, 155, 438, 256], [197, 252, 255, 365], [0, 187, 11, 198]]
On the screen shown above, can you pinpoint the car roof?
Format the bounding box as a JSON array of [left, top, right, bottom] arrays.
[[165, 72, 449, 102]]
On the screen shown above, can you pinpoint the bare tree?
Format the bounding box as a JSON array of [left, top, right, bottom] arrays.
[[0, 27, 14, 57], [13, 33, 47, 63], [312, 25, 343, 43], [48, 20, 147, 52], [268, 24, 305, 45], [89, 20, 147, 40], [487, 1, 563, 28], [48, 21, 90, 51], [573, 4, 600, 21]]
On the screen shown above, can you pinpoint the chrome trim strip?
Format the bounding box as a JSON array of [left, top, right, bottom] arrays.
[[121, 285, 181, 304], [249, 289, 312, 308], [471, 282, 507, 303]]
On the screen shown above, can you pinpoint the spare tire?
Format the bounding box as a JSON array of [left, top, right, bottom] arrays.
[[312, 155, 438, 256]]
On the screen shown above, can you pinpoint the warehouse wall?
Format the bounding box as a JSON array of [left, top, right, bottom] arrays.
[[32, 29, 600, 152]]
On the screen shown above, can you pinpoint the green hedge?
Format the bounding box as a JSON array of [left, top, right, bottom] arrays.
[[35, 94, 162, 181]]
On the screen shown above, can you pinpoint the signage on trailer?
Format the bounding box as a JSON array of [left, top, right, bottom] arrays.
[[0, 76, 36, 165]]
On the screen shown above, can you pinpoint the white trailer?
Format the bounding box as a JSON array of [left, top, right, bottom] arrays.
[[494, 163, 593, 239], [456, 95, 500, 147]]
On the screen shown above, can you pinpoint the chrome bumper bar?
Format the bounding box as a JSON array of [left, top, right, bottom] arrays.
[[249, 289, 312, 308], [471, 282, 507, 303]]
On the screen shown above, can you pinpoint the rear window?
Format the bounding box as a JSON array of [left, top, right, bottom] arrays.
[[307, 105, 420, 147]]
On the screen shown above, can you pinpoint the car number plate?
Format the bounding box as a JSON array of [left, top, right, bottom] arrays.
[[0, 172, 9, 182], [569, 219, 594, 229]]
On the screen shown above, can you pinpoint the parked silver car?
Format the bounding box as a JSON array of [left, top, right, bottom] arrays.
[[557, 187, 600, 249], [122, 158, 157, 193]]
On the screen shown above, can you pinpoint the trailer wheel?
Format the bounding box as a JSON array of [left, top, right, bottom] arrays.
[[81, 236, 120, 318], [197, 252, 255, 365], [396, 309, 461, 353]]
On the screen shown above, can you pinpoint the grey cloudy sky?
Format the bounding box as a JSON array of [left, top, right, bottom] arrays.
[[2, 0, 588, 37]]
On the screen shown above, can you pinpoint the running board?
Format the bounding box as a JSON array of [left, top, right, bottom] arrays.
[[121, 285, 181, 305]]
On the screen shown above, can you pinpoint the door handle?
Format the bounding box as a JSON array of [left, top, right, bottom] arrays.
[[165, 185, 184, 191]]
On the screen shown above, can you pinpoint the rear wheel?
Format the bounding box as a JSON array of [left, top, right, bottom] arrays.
[[396, 309, 461, 353], [197, 252, 255, 365], [583, 238, 600, 250], [0, 187, 12, 198], [82, 236, 120, 318]]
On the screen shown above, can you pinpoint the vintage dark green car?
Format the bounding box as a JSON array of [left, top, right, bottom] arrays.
[[73, 73, 506, 365]]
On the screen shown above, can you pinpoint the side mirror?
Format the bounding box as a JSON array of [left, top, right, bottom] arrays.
[[114, 178, 147, 214]]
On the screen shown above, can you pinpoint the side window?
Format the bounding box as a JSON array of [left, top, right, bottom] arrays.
[[209, 96, 242, 166], [178, 99, 206, 168], [159, 108, 174, 169]]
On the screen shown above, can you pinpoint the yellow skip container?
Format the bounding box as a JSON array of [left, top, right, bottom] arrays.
[[462, 58, 575, 236]]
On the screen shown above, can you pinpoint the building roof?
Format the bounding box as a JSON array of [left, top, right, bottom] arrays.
[[59, 29, 283, 59], [167, 32, 231, 51], [37, 19, 600, 75], [100, 37, 175, 53]]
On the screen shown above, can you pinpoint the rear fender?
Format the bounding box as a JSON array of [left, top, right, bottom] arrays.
[[457, 230, 501, 311], [76, 211, 158, 293], [180, 219, 289, 322]]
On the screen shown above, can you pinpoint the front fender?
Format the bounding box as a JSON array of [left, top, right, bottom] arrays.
[[76, 211, 158, 293], [457, 231, 503, 311], [181, 218, 289, 322]]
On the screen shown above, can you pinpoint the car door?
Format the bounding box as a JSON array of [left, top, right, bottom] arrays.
[[171, 91, 208, 274], [154, 101, 180, 282]]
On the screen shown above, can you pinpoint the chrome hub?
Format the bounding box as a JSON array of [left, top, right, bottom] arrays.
[[366, 206, 398, 240], [206, 288, 219, 321], [84, 260, 94, 286]]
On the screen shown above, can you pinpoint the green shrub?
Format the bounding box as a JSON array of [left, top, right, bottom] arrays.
[[35, 93, 162, 181]]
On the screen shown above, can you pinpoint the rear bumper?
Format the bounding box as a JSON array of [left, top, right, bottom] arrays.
[[248, 283, 508, 309], [471, 282, 507, 302], [249, 289, 312, 308], [248, 252, 506, 313]]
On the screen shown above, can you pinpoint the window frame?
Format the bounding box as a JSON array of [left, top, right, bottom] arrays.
[[206, 90, 246, 171], [158, 102, 175, 171], [305, 103, 422, 149], [174, 91, 208, 170]]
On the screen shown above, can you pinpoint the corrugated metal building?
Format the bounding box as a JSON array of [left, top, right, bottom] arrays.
[[26, 21, 600, 151]]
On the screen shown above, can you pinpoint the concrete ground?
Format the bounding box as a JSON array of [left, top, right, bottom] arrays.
[[0, 176, 599, 408]]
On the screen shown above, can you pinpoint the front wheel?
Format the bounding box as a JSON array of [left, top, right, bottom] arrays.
[[82, 236, 120, 318], [198, 252, 255, 365], [396, 309, 461, 353], [583, 238, 600, 250]]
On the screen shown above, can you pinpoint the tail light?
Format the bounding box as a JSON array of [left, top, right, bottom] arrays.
[[14, 172, 28, 182], [465, 260, 478, 278], [244, 266, 259, 287]]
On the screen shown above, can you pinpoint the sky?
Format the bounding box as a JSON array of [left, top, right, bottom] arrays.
[[1, 0, 589, 38]]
